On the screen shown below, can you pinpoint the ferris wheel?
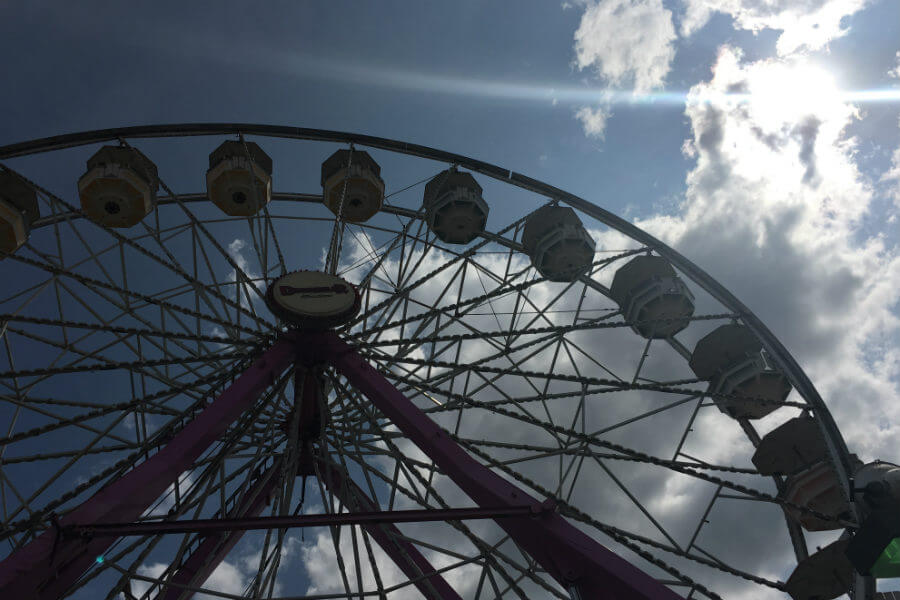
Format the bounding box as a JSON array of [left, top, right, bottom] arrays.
[[0, 124, 893, 600]]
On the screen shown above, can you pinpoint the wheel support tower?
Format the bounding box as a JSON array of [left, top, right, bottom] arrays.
[[0, 123, 870, 598], [0, 331, 683, 600]]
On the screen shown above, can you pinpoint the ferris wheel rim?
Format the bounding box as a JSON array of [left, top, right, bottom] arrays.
[[0, 123, 863, 597], [0, 122, 855, 490]]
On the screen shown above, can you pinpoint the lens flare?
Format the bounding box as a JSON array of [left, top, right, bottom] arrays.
[[295, 58, 900, 108]]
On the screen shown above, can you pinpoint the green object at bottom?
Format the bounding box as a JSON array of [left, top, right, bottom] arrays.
[[872, 538, 900, 578]]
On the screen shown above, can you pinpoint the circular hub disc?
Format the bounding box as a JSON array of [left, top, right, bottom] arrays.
[[265, 270, 361, 328]]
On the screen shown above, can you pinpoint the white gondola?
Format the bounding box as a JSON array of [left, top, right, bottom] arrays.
[[423, 167, 488, 244], [784, 455, 862, 531], [609, 255, 694, 338], [207, 141, 272, 217], [785, 539, 853, 600], [0, 170, 39, 256], [77, 145, 158, 228], [854, 460, 900, 510], [522, 205, 595, 282], [846, 461, 900, 578], [752, 415, 826, 475], [321, 149, 384, 223], [689, 324, 792, 419]]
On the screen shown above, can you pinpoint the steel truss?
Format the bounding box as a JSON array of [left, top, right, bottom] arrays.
[[0, 124, 869, 599], [0, 332, 681, 599]]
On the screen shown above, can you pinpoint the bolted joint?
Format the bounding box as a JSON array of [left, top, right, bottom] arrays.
[[531, 498, 558, 517], [563, 566, 584, 584]]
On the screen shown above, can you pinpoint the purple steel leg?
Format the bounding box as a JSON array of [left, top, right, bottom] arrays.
[[162, 461, 281, 600], [316, 458, 464, 600], [310, 331, 684, 600], [0, 338, 296, 600], [293, 361, 460, 599]]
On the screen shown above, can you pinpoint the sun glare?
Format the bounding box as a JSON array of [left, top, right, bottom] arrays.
[[745, 62, 841, 123]]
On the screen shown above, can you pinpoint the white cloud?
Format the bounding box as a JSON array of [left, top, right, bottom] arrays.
[[300, 524, 483, 599], [568, 42, 900, 597], [129, 562, 167, 599], [124, 534, 301, 600], [646, 45, 900, 460], [568, 40, 900, 598], [573, 0, 677, 93], [884, 142, 900, 206], [879, 55, 900, 207], [226, 237, 266, 311], [680, 0, 870, 55], [890, 51, 900, 80], [129, 559, 246, 600], [143, 471, 196, 518], [228, 238, 250, 272], [202, 561, 246, 598], [575, 104, 611, 139]]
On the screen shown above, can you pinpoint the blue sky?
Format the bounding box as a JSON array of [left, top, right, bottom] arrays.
[[2, 1, 900, 599], [2, 1, 898, 222]]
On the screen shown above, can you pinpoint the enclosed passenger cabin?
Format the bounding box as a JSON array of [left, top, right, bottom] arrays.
[[608, 255, 695, 338], [423, 167, 488, 244], [689, 324, 792, 419], [77, 146, 158, 228], [783, 454, 861, 531], [854, 461, 900, 511], [0, 170, 39, 256], [522, 205, 595, 282], [785, 539, 852, 600], [752, 415, 826, 475], [847, 461, 900, 578], [207, 141, 273, 217], [321, 149, 384, 223]]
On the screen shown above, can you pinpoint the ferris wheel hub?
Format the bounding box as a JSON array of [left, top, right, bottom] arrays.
[[265, 270, 361, 328]]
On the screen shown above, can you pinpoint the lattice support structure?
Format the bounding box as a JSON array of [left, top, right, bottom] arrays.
[[309, 330, 683, 600], [315, 457, 464, 600], [0, 339, 297, 599], [0, 331, 683, 600], [161, 461, 281, 600]]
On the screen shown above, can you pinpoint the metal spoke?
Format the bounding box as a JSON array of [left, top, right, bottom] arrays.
[[0, 125, 857, 600]]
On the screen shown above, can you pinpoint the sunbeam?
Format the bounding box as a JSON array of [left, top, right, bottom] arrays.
[[283, 54, 900, 108]]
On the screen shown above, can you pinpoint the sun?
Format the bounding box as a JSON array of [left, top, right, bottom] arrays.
[[745, 60, 841, 124]]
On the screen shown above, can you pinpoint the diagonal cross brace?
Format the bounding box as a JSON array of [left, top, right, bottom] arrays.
[[0, 339, 296, 600], [310, 330, 684, 600], [0, 330, 686, 600], [162, 460, 282, 600], [315, 458, 464, 600]]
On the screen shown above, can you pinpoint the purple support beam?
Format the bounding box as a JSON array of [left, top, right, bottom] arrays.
[[0, 338, 296, 600], [316, 459, 465, 600], [297, 366, 462, 600], [161, 461, 281, 600], [309, 331, 685, 600]]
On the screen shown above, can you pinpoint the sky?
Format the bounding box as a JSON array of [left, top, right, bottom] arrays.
[[2, 1, 900, 599]]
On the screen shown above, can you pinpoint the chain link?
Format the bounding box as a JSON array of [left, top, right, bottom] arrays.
[[349, 246, 647, 340], [363, 353, 810, 412], [355, 312, 738, 348], [5, 252, 262, 338], [0, 162, 273, 331], [0, 356, 254, 540], [458, 437, 760, 474], [457, 436, 786, 595], [389, 382, 847, 525], [0, 350, 249, 379], [0, 369, 230, 447], [0, 313, 261, 346]]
